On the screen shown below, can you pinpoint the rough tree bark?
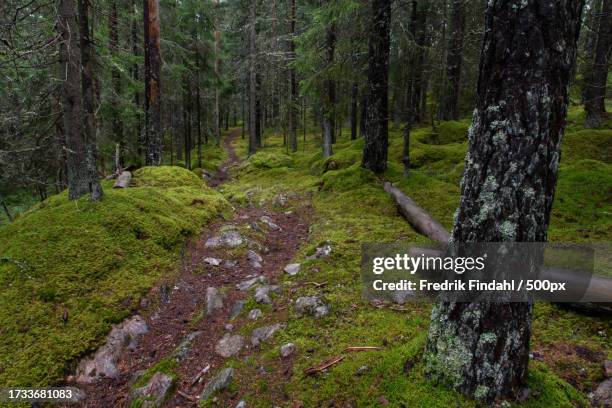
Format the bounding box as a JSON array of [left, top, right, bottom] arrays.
[[322, 21, 336, 158], [214, 0, 222, 146], [350, 82, 358, 140], [248, 0, 258, 155], [183, 72, 192, 170], [437, 0, 465, 121], [424, 0, 584, 403], [77, 0, 103, 201], [144, 0, 162, 165], [57, 0, 92, 200], [288, 0, 298, 152], [583, 0, 611, 128], [362, 0, 391, 173], [132, 0, 142, 156]]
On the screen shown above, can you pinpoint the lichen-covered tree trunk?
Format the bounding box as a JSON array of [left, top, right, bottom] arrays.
[[57, 0, 89, 200], [144, 0, 162, 165], [425, 0, 584, 403], [288, 0, 298, 152], [322, 22, 336, 158], [248, 0, 257, 155], [437, 0, 465, 121], [77, 0, 103, 201], [362, 0, 391, 173], [583, 0, 611, 128]]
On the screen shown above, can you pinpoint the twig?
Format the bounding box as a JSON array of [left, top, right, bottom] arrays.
[[304, 355, 344, 375], [343, 346, 384, 353], [190, 364, 210, 386]]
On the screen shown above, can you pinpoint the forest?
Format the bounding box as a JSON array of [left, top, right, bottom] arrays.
[[0, 0, 610, 406]]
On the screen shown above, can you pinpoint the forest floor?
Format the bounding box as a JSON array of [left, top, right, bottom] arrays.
[[0, 110, 610, 408]]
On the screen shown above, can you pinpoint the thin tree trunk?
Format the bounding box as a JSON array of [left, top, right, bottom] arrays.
[[214, 0, 221, 146], [437, 0, 465, 121], [109, 0, 123, 160], [132, 0, 142, 156], [322, 22, 336, 158], [288, 0, 298, 152], [583, 0, 611, 128], [183, 73, 192, 170], [350, 82, 358, 140], [0, 193, 12, 223], [362, 0, 391, 173], [425, 1, 584, 403], [248, 0, 258, 155], [144, 0, 162, 165]]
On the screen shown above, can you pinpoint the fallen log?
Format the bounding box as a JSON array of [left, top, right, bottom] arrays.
[[383, 181, 611, 314], [383, 182, 450, 244], [113, 171, 132, 189]]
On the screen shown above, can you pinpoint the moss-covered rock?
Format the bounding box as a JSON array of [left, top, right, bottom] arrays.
[[132, 166, 204, 188], [246, 151, 294, 170]]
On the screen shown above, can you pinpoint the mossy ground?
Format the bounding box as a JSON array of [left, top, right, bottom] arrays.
[[0, 166, 229, 387], [219, 108, 611, 407]]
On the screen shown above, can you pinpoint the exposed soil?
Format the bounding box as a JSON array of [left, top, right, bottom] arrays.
[[74, 129, 311, 407]]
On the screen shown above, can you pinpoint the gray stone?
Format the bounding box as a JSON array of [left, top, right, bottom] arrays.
[[215, 334, 244, 357], [356, 365, 369, 376], [236, 275, 267, 291], [392, 290, 414, 305], [203, 257, 222, 266], [225, 324, 234, 331], [605, 360, 612, 378], [254, 285, 279, 304], [171, 331, 202, 362], [251, 323, 286, 346], [206, 287, 225, 315], [259, 215, 280, 231], [283, 263, 301, 276], [224, 259, 238, 268], [591, 378, 612, 407], [76, 315, 148, 383], [230, 300, 245, 319], [131, 371, 174, 408], [247, 250, 263, 268], [295, 296, 329, 318], [199, 367, 234, 401], [280, 343, 296, 358], [307, 243, 332, 260], [235, 401, 246, 408], [205, 230, 244, 249], [248, 309, 263, 320]]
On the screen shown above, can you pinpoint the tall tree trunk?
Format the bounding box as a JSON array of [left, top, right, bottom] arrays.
[[583, 0, 611, 128], [359, 93, 367, 137], [132, 0, 142, 156], [78, 0, 103, 201], [322, 22, 336, 158], [437, 0, 465, 121], [256, 73, 263, 147], [288, 0, 298, 152], [248, 0, 258, 155], [350, 82, 358, 140], [183, 73, 192, 170], [58, 0, 89, 200], [214, 0, 222, 146], [425, 0, 584, 403], [361, 0, 391, 173], [109, 0, 123, 162], [144, 0, 162, 165]]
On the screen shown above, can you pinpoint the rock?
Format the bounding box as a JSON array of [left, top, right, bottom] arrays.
[[199, 367, 234, 401], [247, 250, 263, 268], [356, 365, 369, 376], [306, 243, 332, 260], [294, 296, 329, 318], [159, 284, 170, 304], [605, 360, 612, 378], [205, 230, 244, 249], [284, 263, 301, 276], [224, 259, 238, 268], [251, 323, 286, 346], [259, 215, 280, 231], [206, 287, 225, 315], [230, 300, 246, 319], [236, 275, 267, 291], [248, 309, 263, 320], [171, 331, 202, 362], [591, 378, 612, 407], [131, 372, 174, 408], [139, 298, 149, 309], [254, 285, 279, 304], [280, 343, 296, 358], [76, 315, 148, 383], [392, 290, 414, 305], [235, 401, 246, 408], [215, 334, 244, 357], [225, 324, 234, 332], [516, 387, 531, 403], [204, 257, 222, 266]]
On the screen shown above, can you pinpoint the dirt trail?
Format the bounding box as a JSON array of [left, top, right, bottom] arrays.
[[76, 129, 310, 407]]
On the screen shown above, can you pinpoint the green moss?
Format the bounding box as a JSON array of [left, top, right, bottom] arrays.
[[0, 175, 229, 386], [423, 120, 470, 145], [131, 357, 178, 389], [132, 166, 205, 188], [245, 151, 294, 170]]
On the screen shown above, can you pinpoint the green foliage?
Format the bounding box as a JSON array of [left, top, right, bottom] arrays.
[[0, 169, 229, 386]]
